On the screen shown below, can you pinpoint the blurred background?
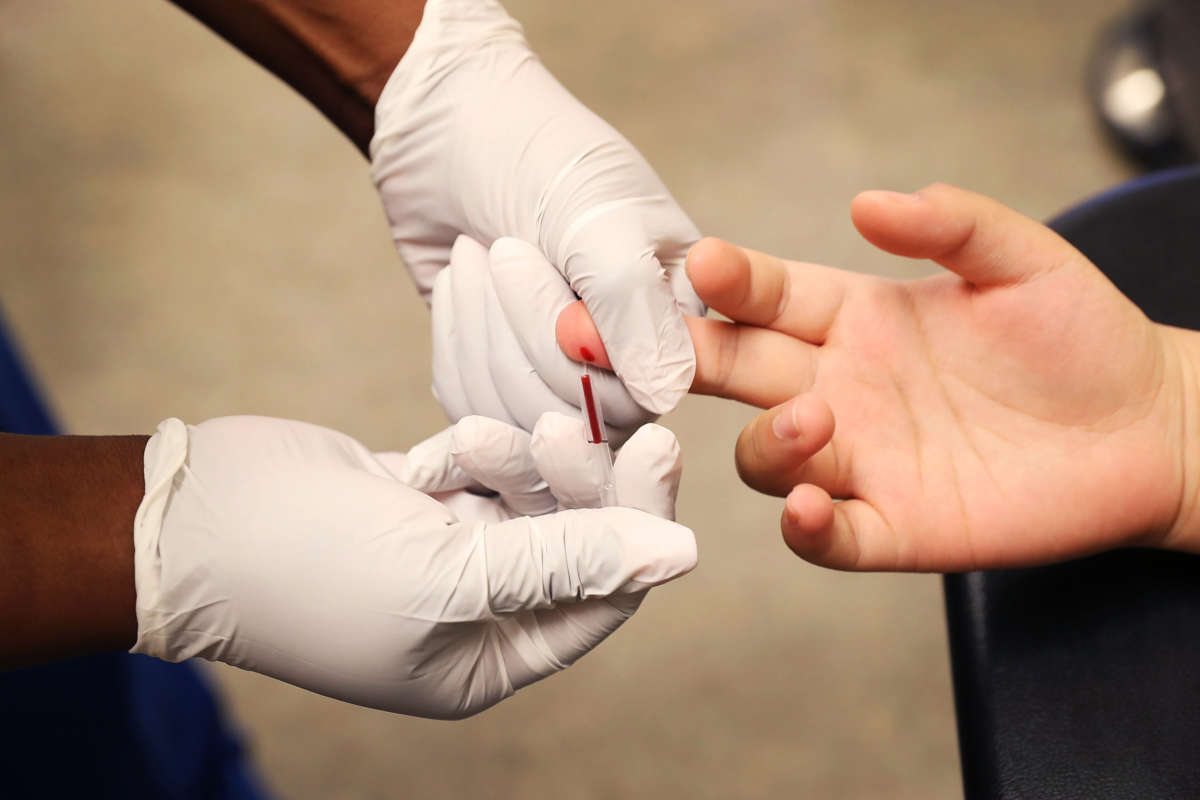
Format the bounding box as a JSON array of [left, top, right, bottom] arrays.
[[0, 0, 1143, 797]]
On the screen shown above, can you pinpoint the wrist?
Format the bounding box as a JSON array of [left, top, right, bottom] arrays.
[[172, 0, 427, 153], [369, 0, 529, 159], [129, 419, 192, 661], [1163, 324, 1200, 552], [0, 433, 145, 668], [263, 0, 426, 107]]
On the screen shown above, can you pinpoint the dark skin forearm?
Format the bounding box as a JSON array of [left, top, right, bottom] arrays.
[[0, 434, 147, 668], [169, 0, 428, 154]]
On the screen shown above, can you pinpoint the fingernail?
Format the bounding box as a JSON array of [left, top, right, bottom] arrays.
[[772, 401, 800, 440], [783, 489, 806, 530], [874, 190, 922, 204]]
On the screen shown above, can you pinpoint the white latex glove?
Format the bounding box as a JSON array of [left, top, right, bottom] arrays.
[[371, 0, 703, 419], [432, 235, 651, 447], [130, 414, 693, 719]]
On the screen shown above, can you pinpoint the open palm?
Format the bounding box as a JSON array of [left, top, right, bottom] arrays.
[[683, 184, 1194, 570]]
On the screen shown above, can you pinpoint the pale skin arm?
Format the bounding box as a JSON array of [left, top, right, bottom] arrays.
[[557, 183, 1200, 571]]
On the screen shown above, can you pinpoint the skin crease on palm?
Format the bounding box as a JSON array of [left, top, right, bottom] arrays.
[[555, 183, 1200, 572]]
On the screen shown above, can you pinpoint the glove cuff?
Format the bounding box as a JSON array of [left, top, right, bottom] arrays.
[[369, 0, 528, 164], [128, 417, 189, 661]]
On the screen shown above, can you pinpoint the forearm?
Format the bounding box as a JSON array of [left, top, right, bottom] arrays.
[[0, 434, 146, 668], [168, 0, 427, 154]]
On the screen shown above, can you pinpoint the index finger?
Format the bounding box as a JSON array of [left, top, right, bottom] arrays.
[[685, 238, 850, 345], [554, 301, 819, 409]]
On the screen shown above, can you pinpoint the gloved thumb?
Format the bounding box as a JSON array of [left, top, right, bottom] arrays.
[[482, 507, 696, 614], [558, 212, 697, 415], [489, 236, 648, 432], [489, 415, 693, 688], [487, 504, 694, 688]]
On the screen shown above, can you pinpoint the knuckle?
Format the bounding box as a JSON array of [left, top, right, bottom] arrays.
[[711, 325, 742, 397]]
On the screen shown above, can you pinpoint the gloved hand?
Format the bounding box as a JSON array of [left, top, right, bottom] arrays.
[[131, 414, 694, 719], [370, 0, 703, 420], [431, 235, 658, 447]]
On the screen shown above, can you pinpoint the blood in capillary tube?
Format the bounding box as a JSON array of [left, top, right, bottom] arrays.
[[580, 375, 604, 444]]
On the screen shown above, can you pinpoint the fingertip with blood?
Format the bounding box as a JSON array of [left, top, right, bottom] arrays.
[[556, 300, 612, 370]]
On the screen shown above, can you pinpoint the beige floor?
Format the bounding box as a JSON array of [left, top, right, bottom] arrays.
[[0, 1, 1134, 797]]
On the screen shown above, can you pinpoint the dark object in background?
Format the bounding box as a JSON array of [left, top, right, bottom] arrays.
[[1088, 3, 1200, 168], [945, 166, 1200, 800], [1159, 0, 1200, 157]]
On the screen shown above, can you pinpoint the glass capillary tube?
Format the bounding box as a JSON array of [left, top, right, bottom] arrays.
[[579, 368, 618, 507]]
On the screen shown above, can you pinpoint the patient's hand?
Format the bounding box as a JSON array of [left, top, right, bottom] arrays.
[[558, 183, 1200, 571]]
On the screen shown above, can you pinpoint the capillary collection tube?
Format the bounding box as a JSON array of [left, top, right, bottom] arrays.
[[579, 372, 618, 507]]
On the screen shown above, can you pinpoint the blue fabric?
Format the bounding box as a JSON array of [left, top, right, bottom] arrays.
[[0, 307, 269, 799], [0, 311, 55, 436]]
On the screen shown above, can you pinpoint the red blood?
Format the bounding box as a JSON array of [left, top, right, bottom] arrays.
[[579, 346, 596, 363], [580, 375, 603, 444]]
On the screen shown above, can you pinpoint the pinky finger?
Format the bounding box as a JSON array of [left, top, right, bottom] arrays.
[[781, 493, 902, 572]]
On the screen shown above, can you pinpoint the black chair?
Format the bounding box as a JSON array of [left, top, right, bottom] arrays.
[[945, 165, 1200, 799]]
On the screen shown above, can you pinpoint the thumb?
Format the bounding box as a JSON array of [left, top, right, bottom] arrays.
[[482, 508, 696, 614], [850, 183, 1090, 287], [495, 595, 645, 691], [489, 237, 648, 432], [561, 217, 696, 415]]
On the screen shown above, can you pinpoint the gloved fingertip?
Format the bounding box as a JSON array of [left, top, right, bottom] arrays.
[[449, 415, 498, 451], [450, 234, 490, 261], [489, 236, 548, 269], [563, 509, 698, 594], [624, 515, 698, 586], [392, 428, 473, 492], [450, 415, 531, 471], [618, 422, 681, 463], [620, 356, 695, 415], [530, 411, 587, 448], [613, 424, 683, 520], [666, 260, 707, 319], [603, 302, 697, 414]]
